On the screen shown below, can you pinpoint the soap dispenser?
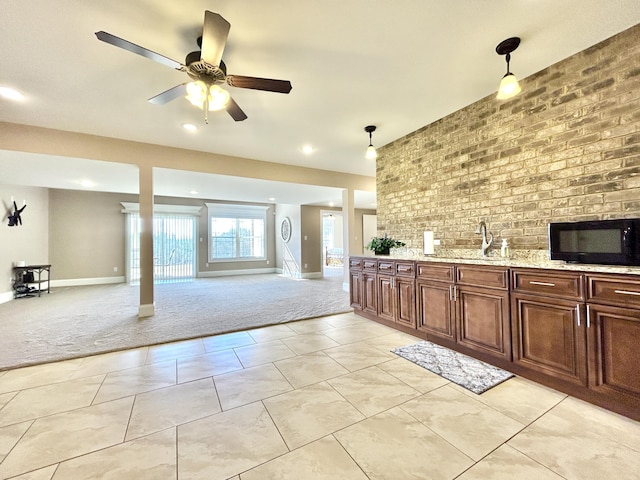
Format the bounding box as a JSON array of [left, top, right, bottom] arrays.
[[501, 239, 510, 258]]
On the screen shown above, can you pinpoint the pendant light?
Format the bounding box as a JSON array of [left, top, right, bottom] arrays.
[[364, 125, 377, 160], [495, 37, 522, 100]]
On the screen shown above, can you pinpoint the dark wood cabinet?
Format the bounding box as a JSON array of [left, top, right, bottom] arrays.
[[417, 279, 455, 341], [416, 263, 455, 343], [457, 285, 511, 361], [586, 274, 640, 408], [456, 265, 510, 361], [510, 269, 587, 386], [377, 273, 395, 322], [376, 260, 416, 327], [586, 303, 640, 399], [511, 293, 587, 386], [416, 263, 510, 361], [362, 271, 377, 316], [350, 257, 640, 421], [395, 272, 416, 329], [348, 269, 362, 309]]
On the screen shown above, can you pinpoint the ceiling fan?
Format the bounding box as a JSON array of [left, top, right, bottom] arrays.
[[95, 10, 292, 123]]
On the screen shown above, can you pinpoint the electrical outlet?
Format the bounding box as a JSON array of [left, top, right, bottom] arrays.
[[304, 263, 308, 268], [113, 267, 118, 272], [434, 239, 441, 246], [266, 260, 270, 264], [206, 263, 209, 267]]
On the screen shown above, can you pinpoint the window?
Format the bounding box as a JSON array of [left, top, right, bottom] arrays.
[[206, 203, 268, 261]]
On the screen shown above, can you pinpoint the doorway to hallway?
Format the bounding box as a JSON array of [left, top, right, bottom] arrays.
[[322, 212, 343, 277]]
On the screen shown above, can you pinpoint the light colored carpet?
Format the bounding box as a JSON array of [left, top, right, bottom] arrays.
[[0, 273, 351, 370]]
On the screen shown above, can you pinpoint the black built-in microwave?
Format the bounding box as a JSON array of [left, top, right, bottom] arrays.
[[549, 218, 640, 266]]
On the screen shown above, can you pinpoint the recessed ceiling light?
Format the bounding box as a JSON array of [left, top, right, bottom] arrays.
[[328, 202, 335, 207], [189, 190, 199, 195], [182, 123, 198, 132], [301, 145, 314, 155], [0, 86, 25, 101], [80, 179, 96, 188], [268, 197, 276, 202]]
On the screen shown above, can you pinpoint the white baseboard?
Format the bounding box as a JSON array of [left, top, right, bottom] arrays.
[[0, 291, 14, 305], [198, 268, 276, 278], [50, 276, 126, 287], [138, 303, 155, 318], [301, 272, 323, 279]]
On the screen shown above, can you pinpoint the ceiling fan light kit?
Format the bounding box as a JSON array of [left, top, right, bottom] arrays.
[[495, 37, 522, 100], [95, 10, 292, 123], [364, 125, 377, 160], [185, 81, 230, 111]]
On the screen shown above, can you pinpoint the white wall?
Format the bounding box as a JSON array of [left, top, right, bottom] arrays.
[[0, 184, 49, 303]]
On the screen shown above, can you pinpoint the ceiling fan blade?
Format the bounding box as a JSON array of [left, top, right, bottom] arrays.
[[226, 75, 292, 94], [95, 31, 184, 70], [200, 11, 230, 67], [148, 84, 187, 105], [226, 97, 248, 122]]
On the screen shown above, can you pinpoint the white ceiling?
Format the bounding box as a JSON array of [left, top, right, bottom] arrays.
[[1, 0, 639, 207]]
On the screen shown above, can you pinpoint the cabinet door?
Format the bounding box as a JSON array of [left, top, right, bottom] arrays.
[[377, 274, 395, 322], [417, 280, 455, 341], [349, 270, 362, 310], [395, 277, 416, 328], [457, 286, 511, 361], [511, 293, 587, 386], [362, 272, 377, 316], [587, 304, 640, 399]]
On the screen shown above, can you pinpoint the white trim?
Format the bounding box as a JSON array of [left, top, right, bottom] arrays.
[[343, 282, 350, 292], [138, 303, 155, 318], [205, 203, 268, 217], [301, 272, 323, 279], [51, 276, 125, 287], [121, 202, 203, 215], [0, 291, 14, 304], [198, 268, 276, 277]]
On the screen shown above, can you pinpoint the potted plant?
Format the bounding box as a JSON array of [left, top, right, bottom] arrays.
[[365, 234, 406, 255]]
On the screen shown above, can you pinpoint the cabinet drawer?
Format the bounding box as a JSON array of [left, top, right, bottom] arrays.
[[456, 265, 508, 290], [377, 260, 394, 274], [587, 274, 640, 308], [395, 261, 415, 277], [417, 262, 454, 282], [362, 259, 378, 272], [511, 269, 584, 300], [349, 257, 363, 270]]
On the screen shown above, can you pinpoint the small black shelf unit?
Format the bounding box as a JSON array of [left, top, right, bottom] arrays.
[[13, 264, 51, 298]]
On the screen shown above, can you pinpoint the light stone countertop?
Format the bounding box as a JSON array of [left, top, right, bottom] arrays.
[[356, 248, 640, 276]]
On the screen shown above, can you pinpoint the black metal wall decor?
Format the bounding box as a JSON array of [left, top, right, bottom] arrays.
[[7, 200, 26, 226]]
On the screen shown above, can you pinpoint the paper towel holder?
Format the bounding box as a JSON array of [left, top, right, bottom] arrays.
[[423, 231, 435, 256]]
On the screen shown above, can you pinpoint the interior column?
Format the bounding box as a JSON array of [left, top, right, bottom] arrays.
[[342, 188, 356, 291], [138, 164, 155, 317]]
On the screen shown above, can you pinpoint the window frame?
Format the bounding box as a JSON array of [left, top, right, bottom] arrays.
[[206, 203, 268, 262]]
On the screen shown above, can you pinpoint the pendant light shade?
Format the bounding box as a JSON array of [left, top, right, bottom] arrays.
[[495, 37, 522, 100], [364, 125, 377, 160], [496, 73, 521, 100]]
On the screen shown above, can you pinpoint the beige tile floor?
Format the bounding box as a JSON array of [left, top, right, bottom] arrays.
[[0, 311, 639, 479]]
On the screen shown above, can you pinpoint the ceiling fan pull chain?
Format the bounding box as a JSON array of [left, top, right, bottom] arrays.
[[204, 95, 209, 124]]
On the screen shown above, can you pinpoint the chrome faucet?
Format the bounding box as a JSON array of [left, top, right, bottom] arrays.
[[476, 221, 493, 257]]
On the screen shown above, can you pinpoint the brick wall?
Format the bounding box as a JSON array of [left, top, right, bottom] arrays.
[[377, 24, 640, 251]]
